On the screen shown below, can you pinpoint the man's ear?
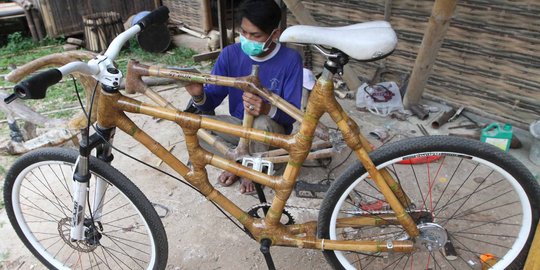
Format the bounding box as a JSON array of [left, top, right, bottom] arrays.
[[272, 28, 282, 42]]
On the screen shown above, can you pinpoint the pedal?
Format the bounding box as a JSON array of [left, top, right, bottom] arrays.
[[242, 157, 274, 203], [294, 180, 330, 199], [329, 129, 347, 152], [241, 157, 274, 176]]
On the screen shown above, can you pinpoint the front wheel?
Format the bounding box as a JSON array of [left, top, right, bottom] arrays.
[[4, 148, 168, 269], [318, 136, 539, 270]]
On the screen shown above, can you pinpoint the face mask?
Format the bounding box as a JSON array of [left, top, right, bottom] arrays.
[[240, 29, 276, 56]]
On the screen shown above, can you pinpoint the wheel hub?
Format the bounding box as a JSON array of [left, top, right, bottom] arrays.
[[416, 223, 448, 251], [58, 217, 101, 252]]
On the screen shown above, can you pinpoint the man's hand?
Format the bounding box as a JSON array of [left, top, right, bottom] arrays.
[[186, 83, 203, 96], [242, 92, 270, 116]]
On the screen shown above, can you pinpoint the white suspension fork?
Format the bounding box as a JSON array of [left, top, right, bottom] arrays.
[[91, 178, 108, 222], [92, 135, 114, 221], [70, 155, 90, 241]]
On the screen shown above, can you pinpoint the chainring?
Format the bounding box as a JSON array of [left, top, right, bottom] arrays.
[[247, 203, 295, 225]]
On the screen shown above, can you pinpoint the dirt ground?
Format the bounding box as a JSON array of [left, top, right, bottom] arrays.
[[1, 35, 539, 269]]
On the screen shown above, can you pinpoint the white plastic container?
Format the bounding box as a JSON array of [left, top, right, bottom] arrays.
[[530, 120, 540, 166]]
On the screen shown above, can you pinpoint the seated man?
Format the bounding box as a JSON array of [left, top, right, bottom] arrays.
[[185, 0, 303, 194]]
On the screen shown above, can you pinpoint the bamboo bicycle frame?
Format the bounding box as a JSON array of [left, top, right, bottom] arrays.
[[94, 58, 419, 253]]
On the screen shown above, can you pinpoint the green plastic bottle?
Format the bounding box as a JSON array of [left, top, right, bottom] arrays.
[[481, 123, 513, 152]]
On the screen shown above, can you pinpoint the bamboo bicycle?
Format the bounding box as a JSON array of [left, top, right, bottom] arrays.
[[3, 7, 539, 270]]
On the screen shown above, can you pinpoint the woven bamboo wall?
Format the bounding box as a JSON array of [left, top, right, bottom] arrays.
[[37, 0, 156, 37], [163, 0, 212, 33], [288, 0, 540, 128]]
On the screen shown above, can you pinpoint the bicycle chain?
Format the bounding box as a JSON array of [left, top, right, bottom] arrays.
[[282, 205, 430, 220], [249, 204, 429, 221], [284, 203, 320, 213]]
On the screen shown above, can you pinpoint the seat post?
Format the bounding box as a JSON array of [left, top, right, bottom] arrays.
[[324, 50, 349, 75]]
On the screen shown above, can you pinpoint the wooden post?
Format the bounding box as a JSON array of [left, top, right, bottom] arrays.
[[384, 0, 393, 22], [524, 222, 540, 270], [281, 0, 361, 92], [30, 8, 45, 40], [217, 0, 228, 49], [276, 0, 287, 31], [402, 0, 457, 108]]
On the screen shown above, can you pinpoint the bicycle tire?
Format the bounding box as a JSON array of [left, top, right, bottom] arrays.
[[318, 136, 540, 270], [3, 147, 168, 269]]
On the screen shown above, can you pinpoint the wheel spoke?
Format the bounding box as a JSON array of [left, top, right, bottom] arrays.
[[7, 153, 161, 270], [21, 180, 68, 216], [320, 137, 537, 269], [432, 158, 463, 214], [452, 232, 512, 249], [36, 166, 72, 216], [434, 178, 505, 217], [410, 164, 427, 211]]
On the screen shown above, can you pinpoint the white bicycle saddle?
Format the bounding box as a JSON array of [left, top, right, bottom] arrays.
[[279, 21, 397, 61]]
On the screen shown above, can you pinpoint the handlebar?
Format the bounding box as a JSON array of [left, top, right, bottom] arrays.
[[4, 6, 170, 104], [12, 69, 62, 101]]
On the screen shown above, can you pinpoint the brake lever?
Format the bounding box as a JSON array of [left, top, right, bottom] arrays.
[[4, 93, 17, 104]]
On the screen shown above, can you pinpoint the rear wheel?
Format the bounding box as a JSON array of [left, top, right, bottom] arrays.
[[318, 136, 539, 270], [4, 148, 168, 269]]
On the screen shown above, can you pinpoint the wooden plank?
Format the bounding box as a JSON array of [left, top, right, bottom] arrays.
[[0, 14, 26, 20], [217, 0, 228, 49], [402, 0, 458, 108], [193, 50, 222, 62], [0, 3, 24, 17], [524, 222, 540, 270]]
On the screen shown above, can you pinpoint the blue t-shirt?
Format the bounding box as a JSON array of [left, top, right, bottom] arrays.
[[196, 43, 303, 134]]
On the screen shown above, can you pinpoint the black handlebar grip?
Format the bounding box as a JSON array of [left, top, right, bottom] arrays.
[[137, 6, 170, 29], [13, 68, 62, 100]]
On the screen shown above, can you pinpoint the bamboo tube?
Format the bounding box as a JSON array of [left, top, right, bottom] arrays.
[[260, 140, 332, 157], [236, 112, 254, 154], [312, 239, 413, 253], [201, 117, 291, 151], [264, 147, 335, 164], [336, 215, 397, 227], [197, 129, 230, 156], [237, 65, 258, 154]]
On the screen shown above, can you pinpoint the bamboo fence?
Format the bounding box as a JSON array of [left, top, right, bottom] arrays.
[[36, 0, 156, 37], [83, 12, 124, 52]]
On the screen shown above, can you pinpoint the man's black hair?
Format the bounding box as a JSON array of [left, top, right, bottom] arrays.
[[236, 0, 281, 35]]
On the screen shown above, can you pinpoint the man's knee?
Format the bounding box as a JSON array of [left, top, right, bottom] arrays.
[[253, 115, 283, 134], [253, 115, 272, 130]]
